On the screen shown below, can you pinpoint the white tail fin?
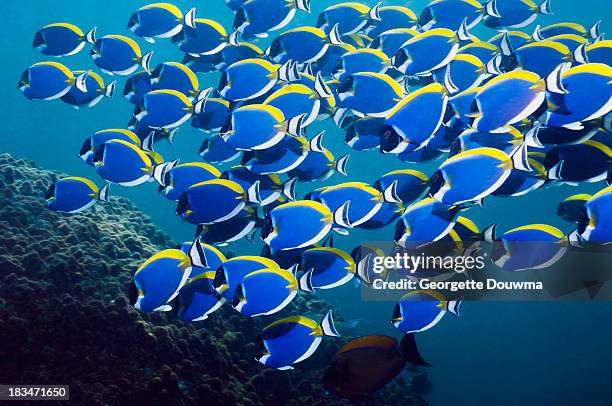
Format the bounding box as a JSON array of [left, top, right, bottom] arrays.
[[447, 300, 461, 316], [589, 20, 602, 40], [228, 31, 239, 46], [356, 253, 372, 284], [369, 2, 382, 21], [75, 71, 90, 93], [320, 310, 341, 337], [484, 0, 501, 17], [572, 43, 589, 64], [309, 130, 325, 153], [85, 27, 97, 44], [511, 142, 532, 172], [196, 87, 213, 102], [247, 180, 262, 203], [545, 62, 570, 94], [298, 269, 315, 292], [282, 178, 297, 200], [333, 201, 352, 228], [383, 180, 402, 203], [104, 81, 116, 98], [567, 229, 584, 248], [167, 128, 178, 144], [486, 55, 503, 75], [524, 121, 544, 148], [456, 18, 473, 42], [548, 160, 564, 180], [328, 24, 344, 45], [141, 51, 153, 74], [499, 32, 514, 56], [278, 59, 293, 82], [286, 113, 306, 136], [443, 66, 459, 94], [538, 0, 553, 15], [288, 263, 300, 277], [141, 132, 155, 152], [98, 184, 110, 201], [482, 224, 496, 243], [332, 108, 349, 126], [295, 0, 311, 13], [314, 72, 334, 98], [189, 239, 209, 268], [336, 154, 350, 176], [184, 8, 197, 28], [532, 25, 544, 41]]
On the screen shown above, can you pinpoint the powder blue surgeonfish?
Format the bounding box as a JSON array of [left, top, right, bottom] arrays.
[[192, 98, 231, 132], [483, 224, 567, 271], [150, 62, 199, 97], [317, 2, 378, 36], [483, 0, 553, 30], [132, 243, 206, 312], [337, 72, 404, 118], [257, 311, 340, 370], [45, 177, 109, 213], [134, 88, 209, 129], [177, 240, 227, 280], [176, 179, 246, 225], [263, 200, 351, 251], [299, 247, 357, 289], [128, 3, 191, 43], [419, 0, 484, 31], [234, 0, 311, 39], [233, 268, 304, 316], [18, 62, 89, 101], [267, 25, 343, 64], [287, 136, 350, 182], [263, 81, 332, 127], [392, 290, 460, 334], [374, 170, 429, 204], [61, 71, 116, 108], [366, 6, 418, 37], [335, 48, 391, 81], [33, 23, 96, 57], [177, 271, 224, 321], [79, 128, 144, 166], [123, 71, 152, 105], [199, 135, 241, 164], [369, 28, 419, 59], [158, 162, 221, 201], [213, 255, 281, 301], [172, 16, 238, 56], [430, 146, 531, 205], [556, 193, 591, 223], [90, 35, 153, 76], [577, 186, 612, 246]]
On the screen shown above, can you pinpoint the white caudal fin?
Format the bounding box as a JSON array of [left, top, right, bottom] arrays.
[[356, 253, 372, 284], [98, 183, 110, 202], [85, 27, 97, 44], [141, 51, 153, 74], [332, 108, 349, 127], [167, 128, 178, 144], [567, 229, 584, 248], [589, 20, 602, 39], [314, 72, 334, 98], [288, 263, 300, 277], [486, 55, 503, 75], [328, 24, 344, 45], [532, 25, 544, 41], [545, 62, 571, 94], [309, 130, 325, 153], [336, 154, 350, 176], [278, 59, 295, 82], [228, 30, 239, 46], [481, 224, 497, 243], [457, 18, 473, 42], [447, 300, 461, 316], [333, 201, 353, 228], [282, 178, 297, 200], [197, 87, 213, 102], [369, 2, 382, 21], [184, 8, 197, 28], [484, 0, 501, 18], [538, 0, 553, 15], [298, 268, 315, 292], [189, 239, 209, 268], [524, 121, 544, 148], [383, 180, 402, 203], [247, 180, 262, 203], [548, 160, 564, 180], [104, 81, 116, 98], [152, 159, 178, 185], [286, 113, 306, 136], [141, 132, 155, 152], [511, 142, 532, 172], [295, 0, 311, 13], [443, 65, 459, 94], [75, 71, 90, 93], [573, 43, 589, 64], [320, 310, 341, 337], [499, 32, 514, 56]]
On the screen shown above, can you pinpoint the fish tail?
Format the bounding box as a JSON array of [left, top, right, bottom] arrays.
[[84, 27, 97, 44], [98, 184, 110, 202], [140, 51, 154, 74]]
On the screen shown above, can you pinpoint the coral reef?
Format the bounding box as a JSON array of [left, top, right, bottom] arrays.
[[0, 153, 427, 405]]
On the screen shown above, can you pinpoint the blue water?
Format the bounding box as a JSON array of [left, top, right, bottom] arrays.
[[2, 1, 612, 404]]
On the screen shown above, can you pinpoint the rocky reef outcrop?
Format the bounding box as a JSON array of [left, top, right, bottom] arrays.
[[0, 153, 427, 406]]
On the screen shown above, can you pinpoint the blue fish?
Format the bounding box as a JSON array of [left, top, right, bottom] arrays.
[[394, 198, 463, 248], [483, 224, 567, 271], [374, 170, 430, 204], [533, 22, 600, 40], [344, 116, 384, 151], [213, 42, 265, 71], [264, 81, 332, 127], [150, 62, 199, 97], [128, 3, 190, 43], [577, 186, 612, 245], [257, 311, 340, 370], [370, 28, 419, 59], [452, 125, 524, 155], [419, 0, 484, 31], [299, 247, 357, 289], [90, 35, 153, 76], [435, 54, 487, 95], [172, 16, 237, 56], [492, 155, 547, 197], [134, 89, 207, 129], [366, 6, 418, 38], [123, 71, 152, 105], [33, 23, 96, 57], [177, 271, 224, 321], [191, 98, 231, 132], [222, 166, 294, 205], [458, 41, 499, 63], [61, 70, 115, 108], [159, 162, 221, 201], [45, 177, 109, 213], [242, 135, 310, 175], [176, 179, 246, 225], [335, 48, 391, 81], [268, 26, 343, 64], [199, 135, 241, 164], [392, 290, 460, 333], [556, 193, 591, 223], [544, 134, 612, 183], [313, 43, 356, 76], [483, 0, 553, 29], [18, 62, 89, 101], [198, 206, 260, 246], [213, 255, 281, 300], [317, 2, 376, 36], [233, 268, 301, 316], [513, 41, 571, 78], [79, 128, 143, 165], [234, 0, 311, 39], [358, 200, 404, 230], [337, 72, 404, 117], [177, 241, 227, 280], [287, 141, 349, 182], [133, 246, 202, 312], [219, 58, 299, 101]]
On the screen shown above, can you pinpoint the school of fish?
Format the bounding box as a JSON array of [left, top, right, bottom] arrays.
[[25, 0, 612, 397]]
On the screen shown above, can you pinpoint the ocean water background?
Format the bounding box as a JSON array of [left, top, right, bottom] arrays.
[[1, 0, 611, 404]]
